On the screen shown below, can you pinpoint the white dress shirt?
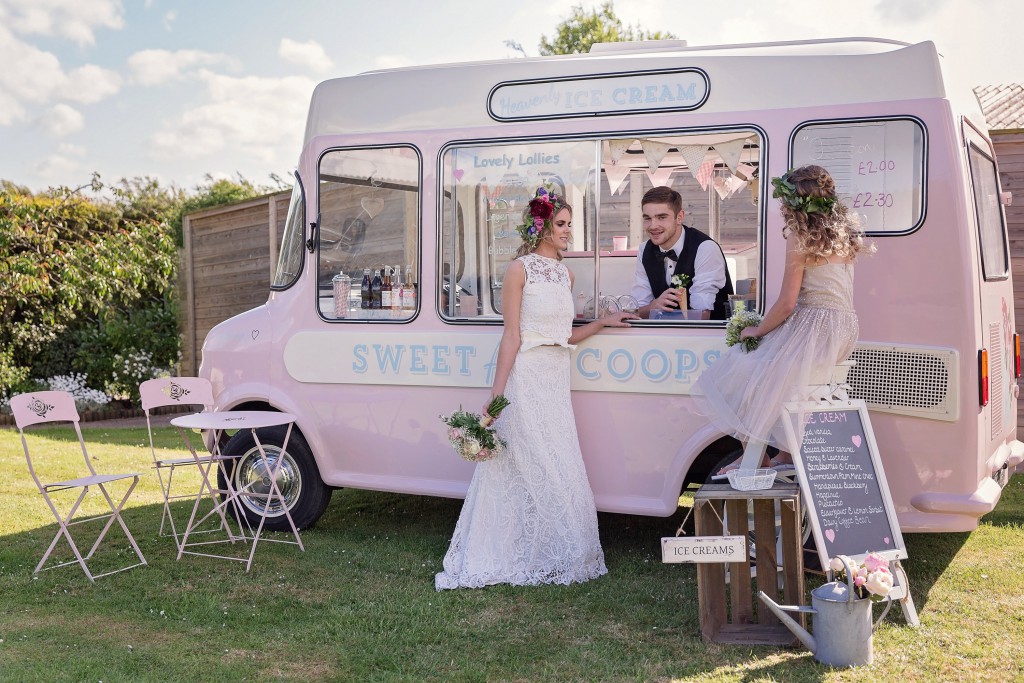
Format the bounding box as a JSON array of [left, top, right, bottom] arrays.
[[630, 229, 728, 312]]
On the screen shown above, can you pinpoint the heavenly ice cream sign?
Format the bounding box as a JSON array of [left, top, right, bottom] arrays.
[[488, 69, 709, 121]]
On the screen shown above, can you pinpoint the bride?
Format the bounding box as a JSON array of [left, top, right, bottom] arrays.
[[435, 186, 636, 590]]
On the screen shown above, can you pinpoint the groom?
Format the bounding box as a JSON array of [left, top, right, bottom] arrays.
[[630, 186, 733, 319]]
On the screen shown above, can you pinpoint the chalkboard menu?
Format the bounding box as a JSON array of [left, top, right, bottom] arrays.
[[784, 400, 907, 568]]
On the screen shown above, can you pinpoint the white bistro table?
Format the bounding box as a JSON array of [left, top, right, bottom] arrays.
[[170, 410, 304, 571]]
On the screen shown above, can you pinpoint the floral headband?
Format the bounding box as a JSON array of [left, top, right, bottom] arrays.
[[771, 172, 837, 214], [517, 186, 566, 248]]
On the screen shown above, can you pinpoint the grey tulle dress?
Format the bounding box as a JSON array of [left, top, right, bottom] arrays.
[[693, 262, 858, 452]]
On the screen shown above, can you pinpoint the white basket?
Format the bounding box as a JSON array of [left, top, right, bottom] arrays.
[[727, 468, 777, 491]]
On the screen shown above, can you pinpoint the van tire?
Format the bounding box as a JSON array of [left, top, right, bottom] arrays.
[[218, 425, 332, 531]]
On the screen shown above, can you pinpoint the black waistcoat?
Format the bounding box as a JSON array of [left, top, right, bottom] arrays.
[[641, 226, 734, 320]]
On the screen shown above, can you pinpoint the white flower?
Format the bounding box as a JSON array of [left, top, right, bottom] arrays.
[[864, 569, 894, 597], [461, 438, 482, 456]]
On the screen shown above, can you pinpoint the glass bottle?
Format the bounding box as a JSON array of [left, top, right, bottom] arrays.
[[381, 266, 392, 309], [403, 265, 416, 310], [371, 269, 382, 309], [360, 268, 371, 309], [392, 264, 404, 314]]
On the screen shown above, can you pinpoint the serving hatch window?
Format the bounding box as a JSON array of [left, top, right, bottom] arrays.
[[439, 129, 762, 323], [316, 146, 420, 321], [791, 118, 926, 234]]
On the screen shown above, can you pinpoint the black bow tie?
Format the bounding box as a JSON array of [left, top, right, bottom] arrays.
[[658, 249, 677, 262]]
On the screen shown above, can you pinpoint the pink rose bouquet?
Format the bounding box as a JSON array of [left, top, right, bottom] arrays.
[[828, 552, 894, 601]]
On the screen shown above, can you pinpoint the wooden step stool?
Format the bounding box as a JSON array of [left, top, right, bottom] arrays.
[[694, 482, 805, 645]]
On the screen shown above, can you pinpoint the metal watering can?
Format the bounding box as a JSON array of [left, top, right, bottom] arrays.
[[758, 557, 892, 667]]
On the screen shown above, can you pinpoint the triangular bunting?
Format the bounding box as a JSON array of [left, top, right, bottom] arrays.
[[640, 139, 673, 174], [678, 144, 710, 179], [645, 165, 676, 187], [607, 138, 633, 163], [714, 173, 748, 200], [713, 138, 747, 174], [604, 161, 631, 195], [735, 162, 756, 181], [695, 159, 716, 191]]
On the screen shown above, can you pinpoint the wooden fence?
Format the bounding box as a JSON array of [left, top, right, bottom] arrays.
[[179, 190, 290, 376]]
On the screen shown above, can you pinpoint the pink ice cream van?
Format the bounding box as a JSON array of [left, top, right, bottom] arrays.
[[199, 37, 1022, 534]]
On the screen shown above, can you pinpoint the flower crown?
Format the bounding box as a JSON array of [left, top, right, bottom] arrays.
[[517, 186, 566, 248], [771, 172, 837, 214]]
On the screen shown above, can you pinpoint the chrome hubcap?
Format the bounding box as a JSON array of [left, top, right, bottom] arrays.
[[233, 445, 302, 518]]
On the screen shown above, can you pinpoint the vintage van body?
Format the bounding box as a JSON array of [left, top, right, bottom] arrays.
[[199, 37, 1023, 533]]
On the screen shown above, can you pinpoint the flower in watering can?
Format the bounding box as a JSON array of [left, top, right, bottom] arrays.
[[829, 552, 894, 601], [865, 569, 894, 597]]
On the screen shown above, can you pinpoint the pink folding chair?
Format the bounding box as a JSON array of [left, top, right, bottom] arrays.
[[139, 376, 221, 551], [12, 391, 148, 581]]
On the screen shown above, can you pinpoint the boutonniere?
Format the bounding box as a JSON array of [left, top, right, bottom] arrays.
[[670, 273, 691, 289]]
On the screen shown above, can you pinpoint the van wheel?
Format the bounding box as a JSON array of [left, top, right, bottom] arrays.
[[218, 425, 332, 531]]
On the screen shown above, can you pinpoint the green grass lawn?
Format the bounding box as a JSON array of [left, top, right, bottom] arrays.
[[1, 423, 1022, 682]]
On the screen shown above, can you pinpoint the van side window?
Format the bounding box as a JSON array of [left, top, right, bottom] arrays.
[[272, 175, 306, 290], [317, 146, 420, 321], [440, 131, 762, 323], [968, 143, 1010, 280], [791, 118, 926, 234]]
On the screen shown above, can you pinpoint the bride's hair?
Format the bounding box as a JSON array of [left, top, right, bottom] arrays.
[[778, 165, 871, 261], [514, 203, 572, 260]]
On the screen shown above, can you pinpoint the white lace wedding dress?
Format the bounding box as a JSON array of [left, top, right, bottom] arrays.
[[435, 253, 607, 590]]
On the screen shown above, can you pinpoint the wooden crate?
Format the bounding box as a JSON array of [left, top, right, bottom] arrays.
[[694, 482, 805, 645]]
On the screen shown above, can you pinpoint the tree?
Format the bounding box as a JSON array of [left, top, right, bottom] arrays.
[[538, 1, 676, 56]]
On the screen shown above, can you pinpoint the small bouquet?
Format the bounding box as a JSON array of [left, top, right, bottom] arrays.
[[829, 553, 894, 601], [670, 273, 691, 310], [725, 307, 763, 352], [440, 395, 510, 462]]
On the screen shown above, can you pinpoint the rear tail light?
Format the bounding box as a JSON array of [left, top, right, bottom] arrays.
[[1015, 333, 1021, 379], [979, 348, 990, 406]]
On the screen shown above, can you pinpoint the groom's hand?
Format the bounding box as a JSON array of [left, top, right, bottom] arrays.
[[651, 288, 681, 311]]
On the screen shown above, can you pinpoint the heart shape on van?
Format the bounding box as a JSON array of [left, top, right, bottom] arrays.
[[453, 168, 465, 181], [361, 197, 384, 218], [251, 329, 259, 340], [852, 435, 862, 448], [825, 529, 836, 543], [884, 536, 891, 545]]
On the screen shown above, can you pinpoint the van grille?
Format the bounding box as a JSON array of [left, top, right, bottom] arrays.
[[989, 323, 1003, 440], [846, 343, 959, 421]]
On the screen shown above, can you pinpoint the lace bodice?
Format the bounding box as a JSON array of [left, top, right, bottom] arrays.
[[519, 254, 574, 350], [797, 262, 855, 311]]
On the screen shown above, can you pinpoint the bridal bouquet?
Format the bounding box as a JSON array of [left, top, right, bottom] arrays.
[[440, 395, 510, 462], [829, 553, 894, 601], [725, 307, 763, 353]]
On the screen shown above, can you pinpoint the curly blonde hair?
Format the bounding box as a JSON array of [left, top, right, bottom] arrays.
[[778, 165, 870, 261]]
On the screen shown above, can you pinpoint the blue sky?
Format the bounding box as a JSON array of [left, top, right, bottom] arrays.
[[2, 0, 1022, 194]]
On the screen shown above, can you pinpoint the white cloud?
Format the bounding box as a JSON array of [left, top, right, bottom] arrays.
[[278, 38, 333, 73], [375, 55, 415, 70], [39, 103, 84, 137], [63, 64, 123, 104], [0, 25, 119, 125], [127, 48, 238, 86], [0, 0, 124, 46], [150, 71, 316, 165], [163, 10, 176, 31], [34, 142, 88, 180]]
